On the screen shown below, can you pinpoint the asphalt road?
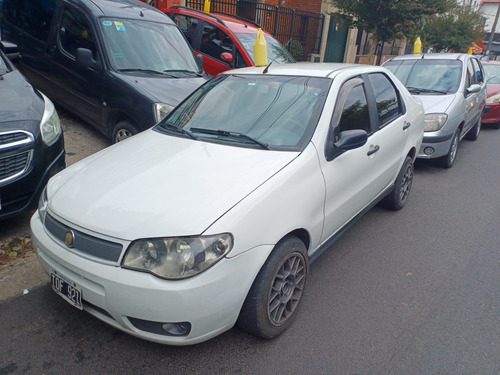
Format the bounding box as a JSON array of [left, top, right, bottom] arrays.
[[0, 123, 499, 375]]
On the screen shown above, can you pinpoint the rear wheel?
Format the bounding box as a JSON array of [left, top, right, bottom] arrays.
[[112, 121, 139, 143], [238, 236, 308, 339], [382, 156, 413, 210], [438, 129, 459, 168]]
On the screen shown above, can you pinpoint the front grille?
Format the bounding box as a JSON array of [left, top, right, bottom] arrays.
[[0, 132, 29, 145], [0, 151, 32, 184], [0, 130, 34, 185], [45, 214, 123, 263]]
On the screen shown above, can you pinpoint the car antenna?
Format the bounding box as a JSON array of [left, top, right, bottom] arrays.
[[263, 61, 272, 74]]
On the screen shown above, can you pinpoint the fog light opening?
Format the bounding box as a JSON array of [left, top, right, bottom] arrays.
[[424, 147, 434, 156], [162, 322, 191, 336]]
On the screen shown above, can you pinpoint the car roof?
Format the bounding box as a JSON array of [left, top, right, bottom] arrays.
[[79, 0, 173, 24], [479, 59, 500, 65], [222, 62, 387, 78], [167, 6, 268, 35], [386, 53, 472, 62]]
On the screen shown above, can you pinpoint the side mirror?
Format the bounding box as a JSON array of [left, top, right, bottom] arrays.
[[75, 48, 98, 69], [325, 129, 368, 161], [196, 53, 204, 67], [220, 52, 233, 63], [466, 84, 481, 95]]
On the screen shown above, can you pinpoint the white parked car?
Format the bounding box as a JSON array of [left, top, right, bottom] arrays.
[[31, 63, 424, 345]]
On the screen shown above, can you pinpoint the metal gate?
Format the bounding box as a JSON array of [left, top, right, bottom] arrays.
[[186, 0, 324, 61]]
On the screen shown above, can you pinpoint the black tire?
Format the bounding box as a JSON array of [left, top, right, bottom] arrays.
[[112, 121, 139, 143], [437, 129, 459, 168], [382, 156, 413, 211], [465, 118, 481, 141], [237, 236, 308, 339]]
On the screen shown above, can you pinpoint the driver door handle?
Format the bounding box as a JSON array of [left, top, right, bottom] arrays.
[[367, 145, 380, 156]]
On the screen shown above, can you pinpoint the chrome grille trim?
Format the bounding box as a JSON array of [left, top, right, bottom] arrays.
[[0, 130, 34, 151], [45, 214, 123, 263]]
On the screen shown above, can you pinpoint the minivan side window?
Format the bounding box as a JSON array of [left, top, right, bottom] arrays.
[[368, 73, 402, 128], [2, 0, 56, 42], [466, 59, 477, 87], [471, 58, 484, 84], [59, 8, 97, 58]]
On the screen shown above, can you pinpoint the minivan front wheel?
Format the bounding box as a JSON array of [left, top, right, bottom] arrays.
[[438, 129, 460, 168], [238, 236, 308, 339], [113, 121, 139, 143], [465, 118, 481, 141]]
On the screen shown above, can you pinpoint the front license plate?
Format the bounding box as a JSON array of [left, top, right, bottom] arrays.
[[51, 271, 83, 310]]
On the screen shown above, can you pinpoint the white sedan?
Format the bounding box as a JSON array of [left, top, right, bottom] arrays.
[[31, 63, 424, 345]]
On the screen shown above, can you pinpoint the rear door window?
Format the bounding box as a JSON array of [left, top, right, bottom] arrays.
[[367, 73, 403, 128]]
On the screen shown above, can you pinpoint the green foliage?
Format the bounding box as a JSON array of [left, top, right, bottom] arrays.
[[421, 6, 484, 52], [330, 0, 453, 43]]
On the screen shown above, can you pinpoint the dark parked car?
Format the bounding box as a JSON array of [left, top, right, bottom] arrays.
[[0, 42, 65, 220], [1, 0, 207, 143]]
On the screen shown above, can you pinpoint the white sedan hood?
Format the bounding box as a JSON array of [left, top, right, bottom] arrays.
[[48, 129, 299, 240]]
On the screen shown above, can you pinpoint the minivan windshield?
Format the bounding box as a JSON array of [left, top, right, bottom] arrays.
[[100, 18, 202, 75], [157, 74, 329, 150], [236, 34, 295, 64], [384, 59, 462, 94]]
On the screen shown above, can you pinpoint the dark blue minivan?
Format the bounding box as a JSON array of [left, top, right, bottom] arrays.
[[1, 0, 207, 143]]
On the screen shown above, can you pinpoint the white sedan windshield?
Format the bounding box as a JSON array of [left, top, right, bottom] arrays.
[[159, 74, 329, 149], [100, 18, 201, 74]]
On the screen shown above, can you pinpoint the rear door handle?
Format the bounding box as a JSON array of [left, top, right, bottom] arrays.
[[367, 145, 380, 156], [403, 121, 411, 130]]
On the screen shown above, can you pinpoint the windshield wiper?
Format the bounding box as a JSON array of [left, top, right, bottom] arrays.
[[406, 86, 448, 95], [161, 123, 198, 140], [117, 68, 174, 77], [190, 127, 269, 150], [163, 69, 203, 77]]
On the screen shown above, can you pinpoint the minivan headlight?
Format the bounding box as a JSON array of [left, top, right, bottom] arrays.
[[153, 102, 175, 123], [40, 93, 62, 145], [38, 186, 48, 223], [424, 113, 448, 132], [122, 233, 233, 279]]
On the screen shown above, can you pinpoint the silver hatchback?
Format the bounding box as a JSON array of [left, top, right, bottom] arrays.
[[383, 53, 486, 168]]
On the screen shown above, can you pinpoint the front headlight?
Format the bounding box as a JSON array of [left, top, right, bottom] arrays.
[[40, 93, 62, 145], [424, 113, 448, 132], [486, 94, 500, 104], [122, 233, 233, 279], [153, 102, 175, 123], [38, 186, 48, 223]]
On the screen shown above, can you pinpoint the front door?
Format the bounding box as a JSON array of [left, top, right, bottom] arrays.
[[49, 5, 104, 126], [323, 16, 348, 63]]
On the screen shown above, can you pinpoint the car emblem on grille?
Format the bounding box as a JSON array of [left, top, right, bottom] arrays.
[[65, 230, 75, 248]]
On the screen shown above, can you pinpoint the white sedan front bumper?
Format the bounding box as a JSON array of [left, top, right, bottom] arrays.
[[30, 212, 272, 345]]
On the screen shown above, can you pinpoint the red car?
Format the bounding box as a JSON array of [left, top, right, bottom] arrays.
[[481, 60, 500, 129], [165, 6, 294, 76]]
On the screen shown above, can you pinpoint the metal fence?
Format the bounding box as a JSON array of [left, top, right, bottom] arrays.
[[186, 0, 324, 61]]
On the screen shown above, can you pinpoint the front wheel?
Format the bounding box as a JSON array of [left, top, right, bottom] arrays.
[[438, 129, 459, 168], [237, 236, 308, 339], [382, 156, 414, 210], [465, 118, 481, 141], [112, 121, 139, 143]]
